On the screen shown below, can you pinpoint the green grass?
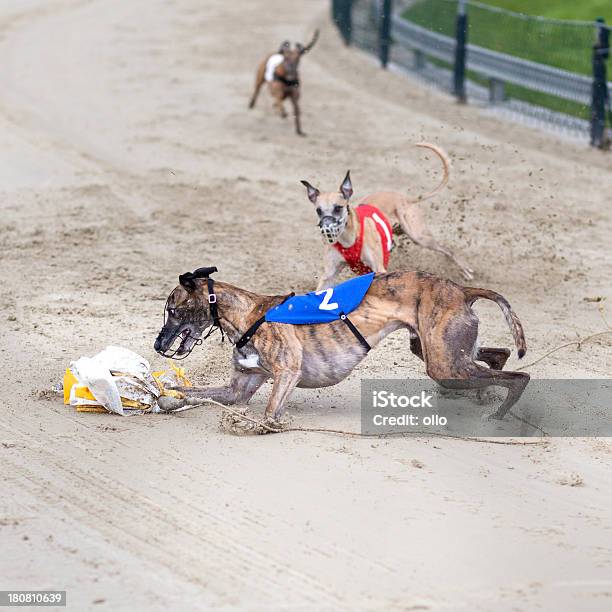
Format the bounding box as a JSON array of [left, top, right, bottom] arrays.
[[476, 1, 612, 23], [403, 0, 597, 74], [401, 0, 610, 120]]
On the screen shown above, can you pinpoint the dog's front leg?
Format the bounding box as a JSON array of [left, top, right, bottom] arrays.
[[264, 370, 301, 423], [173, 367, 267, 405], [275, 98, 287, 118], [270, 86, 287, 118], [316, 247, 345, 290], [290, 90, 303, 136]]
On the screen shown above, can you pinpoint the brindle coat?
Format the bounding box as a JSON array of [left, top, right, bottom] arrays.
[[301, 143, 474, 290], [248, 31, 319, 136], [154, 271, 529, 425]]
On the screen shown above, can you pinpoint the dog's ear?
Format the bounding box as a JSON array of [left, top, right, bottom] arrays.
[[193, 266, 217, 278], [279, 40, 291, 54], [178, 272, 196, 292], [339, 170, 353, 200], [300, 180, 320, 204]]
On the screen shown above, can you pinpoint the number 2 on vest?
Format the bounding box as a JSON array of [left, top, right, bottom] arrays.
[[315, 288, 339, 311]]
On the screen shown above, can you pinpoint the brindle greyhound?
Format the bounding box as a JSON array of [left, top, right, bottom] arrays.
[[301, 143, 474, 289], [154, 268, 528, 427], [248, 30, 319, 136]]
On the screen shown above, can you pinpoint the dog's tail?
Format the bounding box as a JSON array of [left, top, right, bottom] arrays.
[[408, 142, 451, 203], [463, 287, 527, 359]]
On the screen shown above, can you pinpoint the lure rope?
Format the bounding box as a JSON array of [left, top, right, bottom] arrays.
[[518, 301, 611, 371], [169, 397, 546, 446]]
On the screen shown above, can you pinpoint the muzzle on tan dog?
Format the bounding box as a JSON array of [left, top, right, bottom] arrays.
[[302, 171, 352, 245], [319, 210, 348, 244]]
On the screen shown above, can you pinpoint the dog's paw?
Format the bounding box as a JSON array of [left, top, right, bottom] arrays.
[[157, 396, 187, 412], [261, 414, 293, 433]]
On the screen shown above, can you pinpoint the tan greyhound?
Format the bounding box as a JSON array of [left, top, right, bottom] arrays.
[[248, 30, 319, 136], [300, 143, 474, 290], [154, 267, 528, 429]]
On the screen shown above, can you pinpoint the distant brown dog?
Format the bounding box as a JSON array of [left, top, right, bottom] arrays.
[[248, 30, 319, 136], [154, 267, 528, 427], [300, 143, 474, 290]]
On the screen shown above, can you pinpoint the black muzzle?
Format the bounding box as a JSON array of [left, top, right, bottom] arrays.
[[154, 320, 203, 360], [319, 216, 345, 244]]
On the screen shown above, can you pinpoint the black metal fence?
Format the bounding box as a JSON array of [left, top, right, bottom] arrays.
[[332, 0, 611, 148]]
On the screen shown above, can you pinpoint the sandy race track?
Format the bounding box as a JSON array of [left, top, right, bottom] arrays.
[[1, 0, 611, 610]]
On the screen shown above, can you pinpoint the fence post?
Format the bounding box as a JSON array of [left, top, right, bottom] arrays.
[[414, 50, 426, 71], [453, 0, 468, 103], [332, 0, 339, 27], [379, 0, 393, 68], [332, 0, 353, 46], [590, 18, 610, 149], [488, 78, 505, 103]]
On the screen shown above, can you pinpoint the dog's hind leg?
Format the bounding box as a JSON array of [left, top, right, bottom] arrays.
[[486, 370, 530, 419], [408, 329, 424, 361], [476, 347, 511, 370], [430, 364, 530, 420], [423, 313, 529, 419], [249, 63, 266, 108], [397, 206, 474, 280], [249, 80, 264, 109]]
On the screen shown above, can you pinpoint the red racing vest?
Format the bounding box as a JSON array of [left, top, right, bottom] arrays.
[[333, 204, 393, 275]]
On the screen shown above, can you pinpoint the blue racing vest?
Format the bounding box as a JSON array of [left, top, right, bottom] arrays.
[[235, 273, 375, 351], [265, 273, 375, 324]]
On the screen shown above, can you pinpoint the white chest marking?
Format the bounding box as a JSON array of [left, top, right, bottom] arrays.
[[265, 54, 283, 82], [238, 354, 260, 369]]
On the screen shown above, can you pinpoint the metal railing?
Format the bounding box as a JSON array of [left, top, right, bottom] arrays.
[[392, 18, 595, 105], [332, 0, 611, 148]]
